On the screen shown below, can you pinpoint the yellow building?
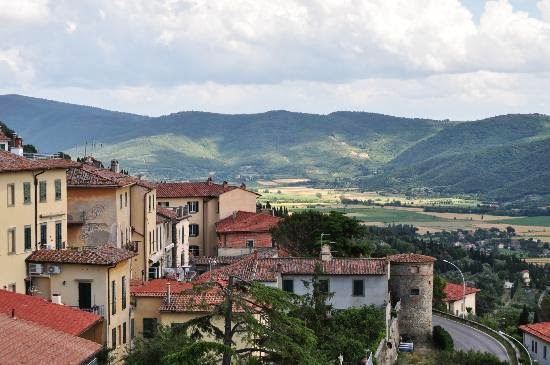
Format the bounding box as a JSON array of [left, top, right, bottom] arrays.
[[27, 245, 136, 360], [0, 150, 73, 294], [65, 159, 157, 281], [156, 178, 259, 257]]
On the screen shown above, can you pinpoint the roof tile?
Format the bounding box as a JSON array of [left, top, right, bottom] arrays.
[[386, 253, 436, 263], [27, 245, 136, 266], [443, 282, 480, 302], [157, 180, 257, 198], [519, 322, 550, 343], [216, 211, 281, 233]]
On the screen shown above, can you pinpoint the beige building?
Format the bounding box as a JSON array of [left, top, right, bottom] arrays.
[[27, 245, 136, 361], [443, 282, 480, 316], [155, 207, 190, 276], [0, 150, 73, 294], [156, 178, 259, 257], [66, 159, 157, 281]]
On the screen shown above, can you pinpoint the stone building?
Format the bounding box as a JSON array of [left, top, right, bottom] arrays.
[[387, 253, 435, 341]]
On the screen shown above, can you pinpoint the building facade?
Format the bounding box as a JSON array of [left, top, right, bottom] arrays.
[[443, 282, 480, 316], [519, 322, 549, 365]]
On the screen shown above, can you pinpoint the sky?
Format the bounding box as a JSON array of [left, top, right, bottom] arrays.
[[1, 0, 550, 120]]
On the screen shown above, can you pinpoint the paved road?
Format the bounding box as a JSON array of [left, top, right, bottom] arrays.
[[433, 315, 508, 362]]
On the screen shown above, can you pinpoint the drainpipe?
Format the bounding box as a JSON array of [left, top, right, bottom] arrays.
[[143, 192, 149, 281], [33, 170, 46, 250]]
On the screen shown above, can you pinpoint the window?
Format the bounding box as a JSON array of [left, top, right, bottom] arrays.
[[120, 194, 123, 209], [122, 276, 127, 310], [535, 341, 538, 354], [111, 280, 116, 315], [410, 266, 419, 274], [111, 328, 117, 349], [187, 201, 199, 213], [189, 224, 199, 237], [40, 223, 47, 245], [171, 323, 186, 333], [246, 239, 254, 248], [319, 279, 329, 294], [352, 279, 365, 296], [532, 340, 534, 352], [122, 322, 127, 344], [143, 318, 158, 339], [7, 184, 15, 206], [23, 182, 31, 204], [24, 226, 32, 251], [148, 195, 152, 212], [8, 228, 16, 254], [544, 345, 547, 359], [189, 245, 199, 256], [39, 181, 46, 202], [159, 201, 169, 207], [55, 179, 62, 200], [282, 279, 294, 293], [55, 222, 62, 250], [124, 192, 128, 207], [8, 283, 16, 292], [130, 318, 135, 339], [410, 288, 420, 296], [118, 325, 122, 346]]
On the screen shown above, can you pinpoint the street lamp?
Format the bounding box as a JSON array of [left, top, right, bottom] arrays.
[[442, 259, 466, 318]]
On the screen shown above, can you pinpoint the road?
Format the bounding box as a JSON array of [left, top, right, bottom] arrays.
[[433, 315, 509, 362]]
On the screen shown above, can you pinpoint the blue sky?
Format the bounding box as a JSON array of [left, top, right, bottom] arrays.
[[1, 0, 550, 120]]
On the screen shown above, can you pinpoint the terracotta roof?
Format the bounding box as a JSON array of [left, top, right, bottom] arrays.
[[0, 129, 10, 141], [159, 287, 227, 312], [157, 206, 189, 221], [519, 322, 550, 343], [0, 290, 102, 336], [216, 211, 281, 233], [386, 253, 436, 263], [0, 314, 102, 365], [157, 180, 258, 198], [443, 282, 480, 302], [130, 279, 192, 297], [27, 245, 136, 266], [0, 150, 76, 173], [66, 162, 155, 189]]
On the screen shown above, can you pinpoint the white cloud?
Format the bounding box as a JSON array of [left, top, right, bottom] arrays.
[[65, 21, 77, 34], [0, 48, 35, 87], [0, 0, 49, 23], [538, 0, 550, 22]]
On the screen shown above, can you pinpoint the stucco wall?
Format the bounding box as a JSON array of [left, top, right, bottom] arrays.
[[218, 188, 257, 219], [523, 332, 550, 365], [0, 169, 67, 293], [132, 296, 163, 337], [447, 292, 477, 316]]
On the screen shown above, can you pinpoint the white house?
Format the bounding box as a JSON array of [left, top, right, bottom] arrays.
[[519, 322, 550, 365], [443, 282, 480, 316]]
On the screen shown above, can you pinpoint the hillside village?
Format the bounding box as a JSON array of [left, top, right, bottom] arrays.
[[0, 127, 548, 365]]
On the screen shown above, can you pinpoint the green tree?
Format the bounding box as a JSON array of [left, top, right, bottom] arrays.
[[433, 274, 447, 311], [518, 305, 530, 325], [432, 325, 454, 351]]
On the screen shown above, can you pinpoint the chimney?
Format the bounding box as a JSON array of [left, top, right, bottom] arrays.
[[51, 293, 63, 305], [207, 176, 213, 185], [222, 181, 228, 188], [11, 308, 15, 319], [232, 210, 237, 220], [166, 282, 171, 304], [110, 160, 119, 173], [10, 133, 23, 156], [320, 244, 332, 261]]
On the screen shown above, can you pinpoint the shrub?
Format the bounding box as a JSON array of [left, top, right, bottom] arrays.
[[432, 325, 454, 351]]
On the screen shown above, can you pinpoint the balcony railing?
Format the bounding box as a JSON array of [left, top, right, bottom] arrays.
[[124, 241, 139, 253], [72, 305, 105, 317]]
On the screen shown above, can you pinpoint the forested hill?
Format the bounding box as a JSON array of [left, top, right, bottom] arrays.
[[1, 94, 549, 201]]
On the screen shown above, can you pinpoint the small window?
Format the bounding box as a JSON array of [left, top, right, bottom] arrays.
[[410, 266, 419, 274], [282, 279, 294, 293], [120, 194, 123, 209], [24, 226, 32, 251], [543, 345, 546, 359], [159, 201, 169, 207], [246, 239, 254, 248], [143, 318, 158, 339], [352, 279, 364, 296], [7, 184, 15, 206], [23, 182, 31, 204], [148, 195, 152, 212], [187, 201, 199, 213], [319, 279, 329, 294], [111, 280, 116, 315], [40, 223, 47, 245], [189, 245, 199, 256], [111, 328, 117, 349], [54, 179, 62, 200], [410, 288, 420, 296], [122, 322, 127, 344], [189, 224, 199, 237], [55, 222, 62, 250], [39, 181, 47, 202], [122, 276, 127, 310], [8, 228, 16, 254], [8, 283, 16, 292], [130, 318, 135, 339], [124, 192, 128, 207]]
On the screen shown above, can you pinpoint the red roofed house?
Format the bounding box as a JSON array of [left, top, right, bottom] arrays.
[[27, 245, 136, 360], [519, 322, 550, 364], [156, 177, 260, 257], [216, 211, 281, 256], [443, 282, 480, 316]]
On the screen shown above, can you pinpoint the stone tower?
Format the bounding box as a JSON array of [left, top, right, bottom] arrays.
[[387, 253, 436, 341]]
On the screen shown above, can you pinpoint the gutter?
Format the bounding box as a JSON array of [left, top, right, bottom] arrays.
[[33, 170, 46, 250]]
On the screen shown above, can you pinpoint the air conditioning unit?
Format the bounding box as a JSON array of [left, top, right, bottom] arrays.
[[47, 265, 61, 275], [29, 263, 43, 275]]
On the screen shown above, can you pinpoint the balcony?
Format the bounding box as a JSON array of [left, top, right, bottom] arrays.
[[124, 241, 139, 253], [72, 305, 105, 317]]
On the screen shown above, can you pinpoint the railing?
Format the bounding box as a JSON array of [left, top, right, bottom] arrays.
[[23, 152, 63, 160], [72, 305, 105, 317], [124, 241, 139, 253], [433, 309, 527, 365]]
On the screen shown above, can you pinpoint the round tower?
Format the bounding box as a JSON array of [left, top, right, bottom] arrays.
[[387, 253, 435, 341]]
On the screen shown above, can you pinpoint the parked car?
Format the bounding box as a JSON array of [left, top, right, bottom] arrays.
[[398, 334, 414, 352]]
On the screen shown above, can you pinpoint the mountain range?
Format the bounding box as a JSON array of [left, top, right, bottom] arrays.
[[1, 94, 549, 203]]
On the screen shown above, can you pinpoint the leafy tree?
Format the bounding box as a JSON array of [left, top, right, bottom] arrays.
[[518, 305, 530, 325], [23, 144, 38, 153], [433, 274, 447, 311], [432, 325, 454, 351]]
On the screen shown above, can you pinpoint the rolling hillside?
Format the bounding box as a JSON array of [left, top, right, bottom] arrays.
[[1, 94, 549, 202]]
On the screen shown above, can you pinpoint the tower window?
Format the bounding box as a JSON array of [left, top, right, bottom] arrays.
[[410, 288, 420, 296]]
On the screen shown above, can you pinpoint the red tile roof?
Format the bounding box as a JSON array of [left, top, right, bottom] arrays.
[[443, 282, 480, 302], [130, 279, 192, 297], [216, 211, 281, 233], [0, 290, 102, 336], [157, 180, 258, 198], [0, 150, 77, 173], [386, 253, 436, 263], [0, 313, 102, 365], [27, 245, 136, 266], [67, 162, 155, 189], [157, 206, 189, 221], [159, 287, 227, 312], [519, 322, 550, 343]]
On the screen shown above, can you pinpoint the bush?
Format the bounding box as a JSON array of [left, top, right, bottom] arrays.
[[432, 325, 454, 351]]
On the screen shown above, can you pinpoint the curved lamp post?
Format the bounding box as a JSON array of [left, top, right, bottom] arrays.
[[442, 259, 466, 318]]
